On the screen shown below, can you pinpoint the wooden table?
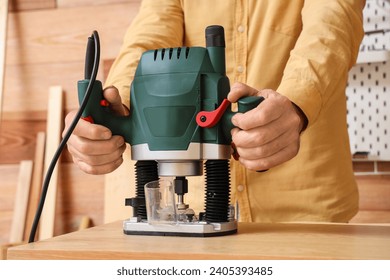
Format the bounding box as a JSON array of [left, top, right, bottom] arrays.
[[7, 221, 390, 260]]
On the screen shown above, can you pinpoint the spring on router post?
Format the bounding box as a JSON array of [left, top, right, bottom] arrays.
[[134, 160, 159, 219], [204, 160, 231, 223]]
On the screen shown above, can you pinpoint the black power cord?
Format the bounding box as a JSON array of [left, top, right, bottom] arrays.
[[28, 31, 100, 243]]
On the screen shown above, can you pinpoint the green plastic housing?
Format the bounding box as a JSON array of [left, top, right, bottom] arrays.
[[77, 43, 262, 154]]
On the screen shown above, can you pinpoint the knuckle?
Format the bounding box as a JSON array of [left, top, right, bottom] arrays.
[[76, 160, 94, 174], [77, 142, 91, 154], [78, 143, 89, 154], [103, 158, 123, 174], [254, 132, 267, 145], [84, 166, 99, 175], [64, 111, 75, 125], [87, 125, 103, 139], [245, 160, 269, 171]]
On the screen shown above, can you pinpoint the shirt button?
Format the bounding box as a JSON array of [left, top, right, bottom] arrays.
[[238, 25, 245, 33], [237, 65, 244, 73], [237, 185, 245, 192]]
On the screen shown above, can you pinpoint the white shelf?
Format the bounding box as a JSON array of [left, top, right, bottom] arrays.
[[356, 50, 390, 64]]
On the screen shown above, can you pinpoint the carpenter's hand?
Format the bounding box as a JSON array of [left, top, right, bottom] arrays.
[[228, 82, 307, 171], [63, 86, 129, 175]]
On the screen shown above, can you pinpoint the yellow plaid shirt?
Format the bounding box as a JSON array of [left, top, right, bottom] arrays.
[[106, 0, 365, 222]]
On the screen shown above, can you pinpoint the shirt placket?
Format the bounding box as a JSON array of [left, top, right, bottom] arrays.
[[231, 0, 252, 223], [234, 0, 248, 84]]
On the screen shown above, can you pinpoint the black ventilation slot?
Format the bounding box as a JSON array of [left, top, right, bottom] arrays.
[[169, 48, 173, 59], [177, 47, 181, 59], [153, 49, 158, 61], [153, 47, 189, 61]]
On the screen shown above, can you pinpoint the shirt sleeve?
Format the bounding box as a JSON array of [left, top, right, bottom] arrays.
[[104, 0, 184, 107], [276, 0, 365, 126]]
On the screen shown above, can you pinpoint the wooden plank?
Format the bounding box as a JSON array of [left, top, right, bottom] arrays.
[[0, 163, 104, 244], [351, 210, 390, 224], [9, 160, 33, 243], [0, 242, 25, 260], [0, 164, 18, 245], [2, 3, 141, 118], [378, 161, 390, 172], [7, 221, 390, 260], [9, 0, 55, 12], [356, 175, 390, 211], [23, 132, 45, 240], [6, 3, 140, 66], [53, 163, 104, 235], [38, 86, 63, 240], [0, 0, 8, 123], [3, 61, 99, 116], [0, 119, 46, 164], [0, 243, 9, 259], [352, 161, 375, 172]]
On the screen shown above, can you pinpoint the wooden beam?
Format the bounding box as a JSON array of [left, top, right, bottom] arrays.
[[0, 163, 104, 244], [9, 0, 55, 12], [39, 86, 63, 240], [9, 160, 33, 243], [24, 132, 46, 241], [0, 0, 9, 123], [0, 119, 46, 164]]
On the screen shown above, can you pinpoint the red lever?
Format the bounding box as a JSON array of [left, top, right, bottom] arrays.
[[196, 99, 230, 128], [100, 99, 110, 107], [82, 116, 94, 123]]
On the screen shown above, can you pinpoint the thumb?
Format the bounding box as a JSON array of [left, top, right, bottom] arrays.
[[227, 82, 259, 103], [103, 86, 130, 116]]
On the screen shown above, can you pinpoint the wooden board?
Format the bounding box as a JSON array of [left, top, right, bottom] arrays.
[[355, 175, 390, 210], [52, 164, 104, 235], [0, 163, 105, 244], [6, 3, 140, 66], [9, 0, 55, 12], [7, 221, 390, 260], [0, 119, 46, 164], [38, 86, 63, 240], [9, 160, 33, 243], [351, 210, 390, 224], [23, 132, 45, 240], [3, 3, 141, 118], [0, 0, 8, 121], [0, 242, 24, 260], [3, 62, 95, 116]]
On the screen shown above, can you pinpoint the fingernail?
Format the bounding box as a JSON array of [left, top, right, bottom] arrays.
[[231, 142, 240, 160], [117, 139, 125, 147], [101, 131, 111, 139]]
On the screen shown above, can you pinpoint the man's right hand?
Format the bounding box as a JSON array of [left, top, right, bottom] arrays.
[[63, 86, 129, 175]]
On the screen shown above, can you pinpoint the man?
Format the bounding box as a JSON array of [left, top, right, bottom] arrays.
[[64, 0, 365, 222]]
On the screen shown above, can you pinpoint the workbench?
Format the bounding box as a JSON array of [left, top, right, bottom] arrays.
[[7, 221, 390, 260]]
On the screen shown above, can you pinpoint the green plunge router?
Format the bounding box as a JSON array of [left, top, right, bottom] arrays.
[[78, 25, 263, 237]]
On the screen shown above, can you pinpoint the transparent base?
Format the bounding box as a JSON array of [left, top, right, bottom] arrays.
[[123, 218, 237, 237]]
